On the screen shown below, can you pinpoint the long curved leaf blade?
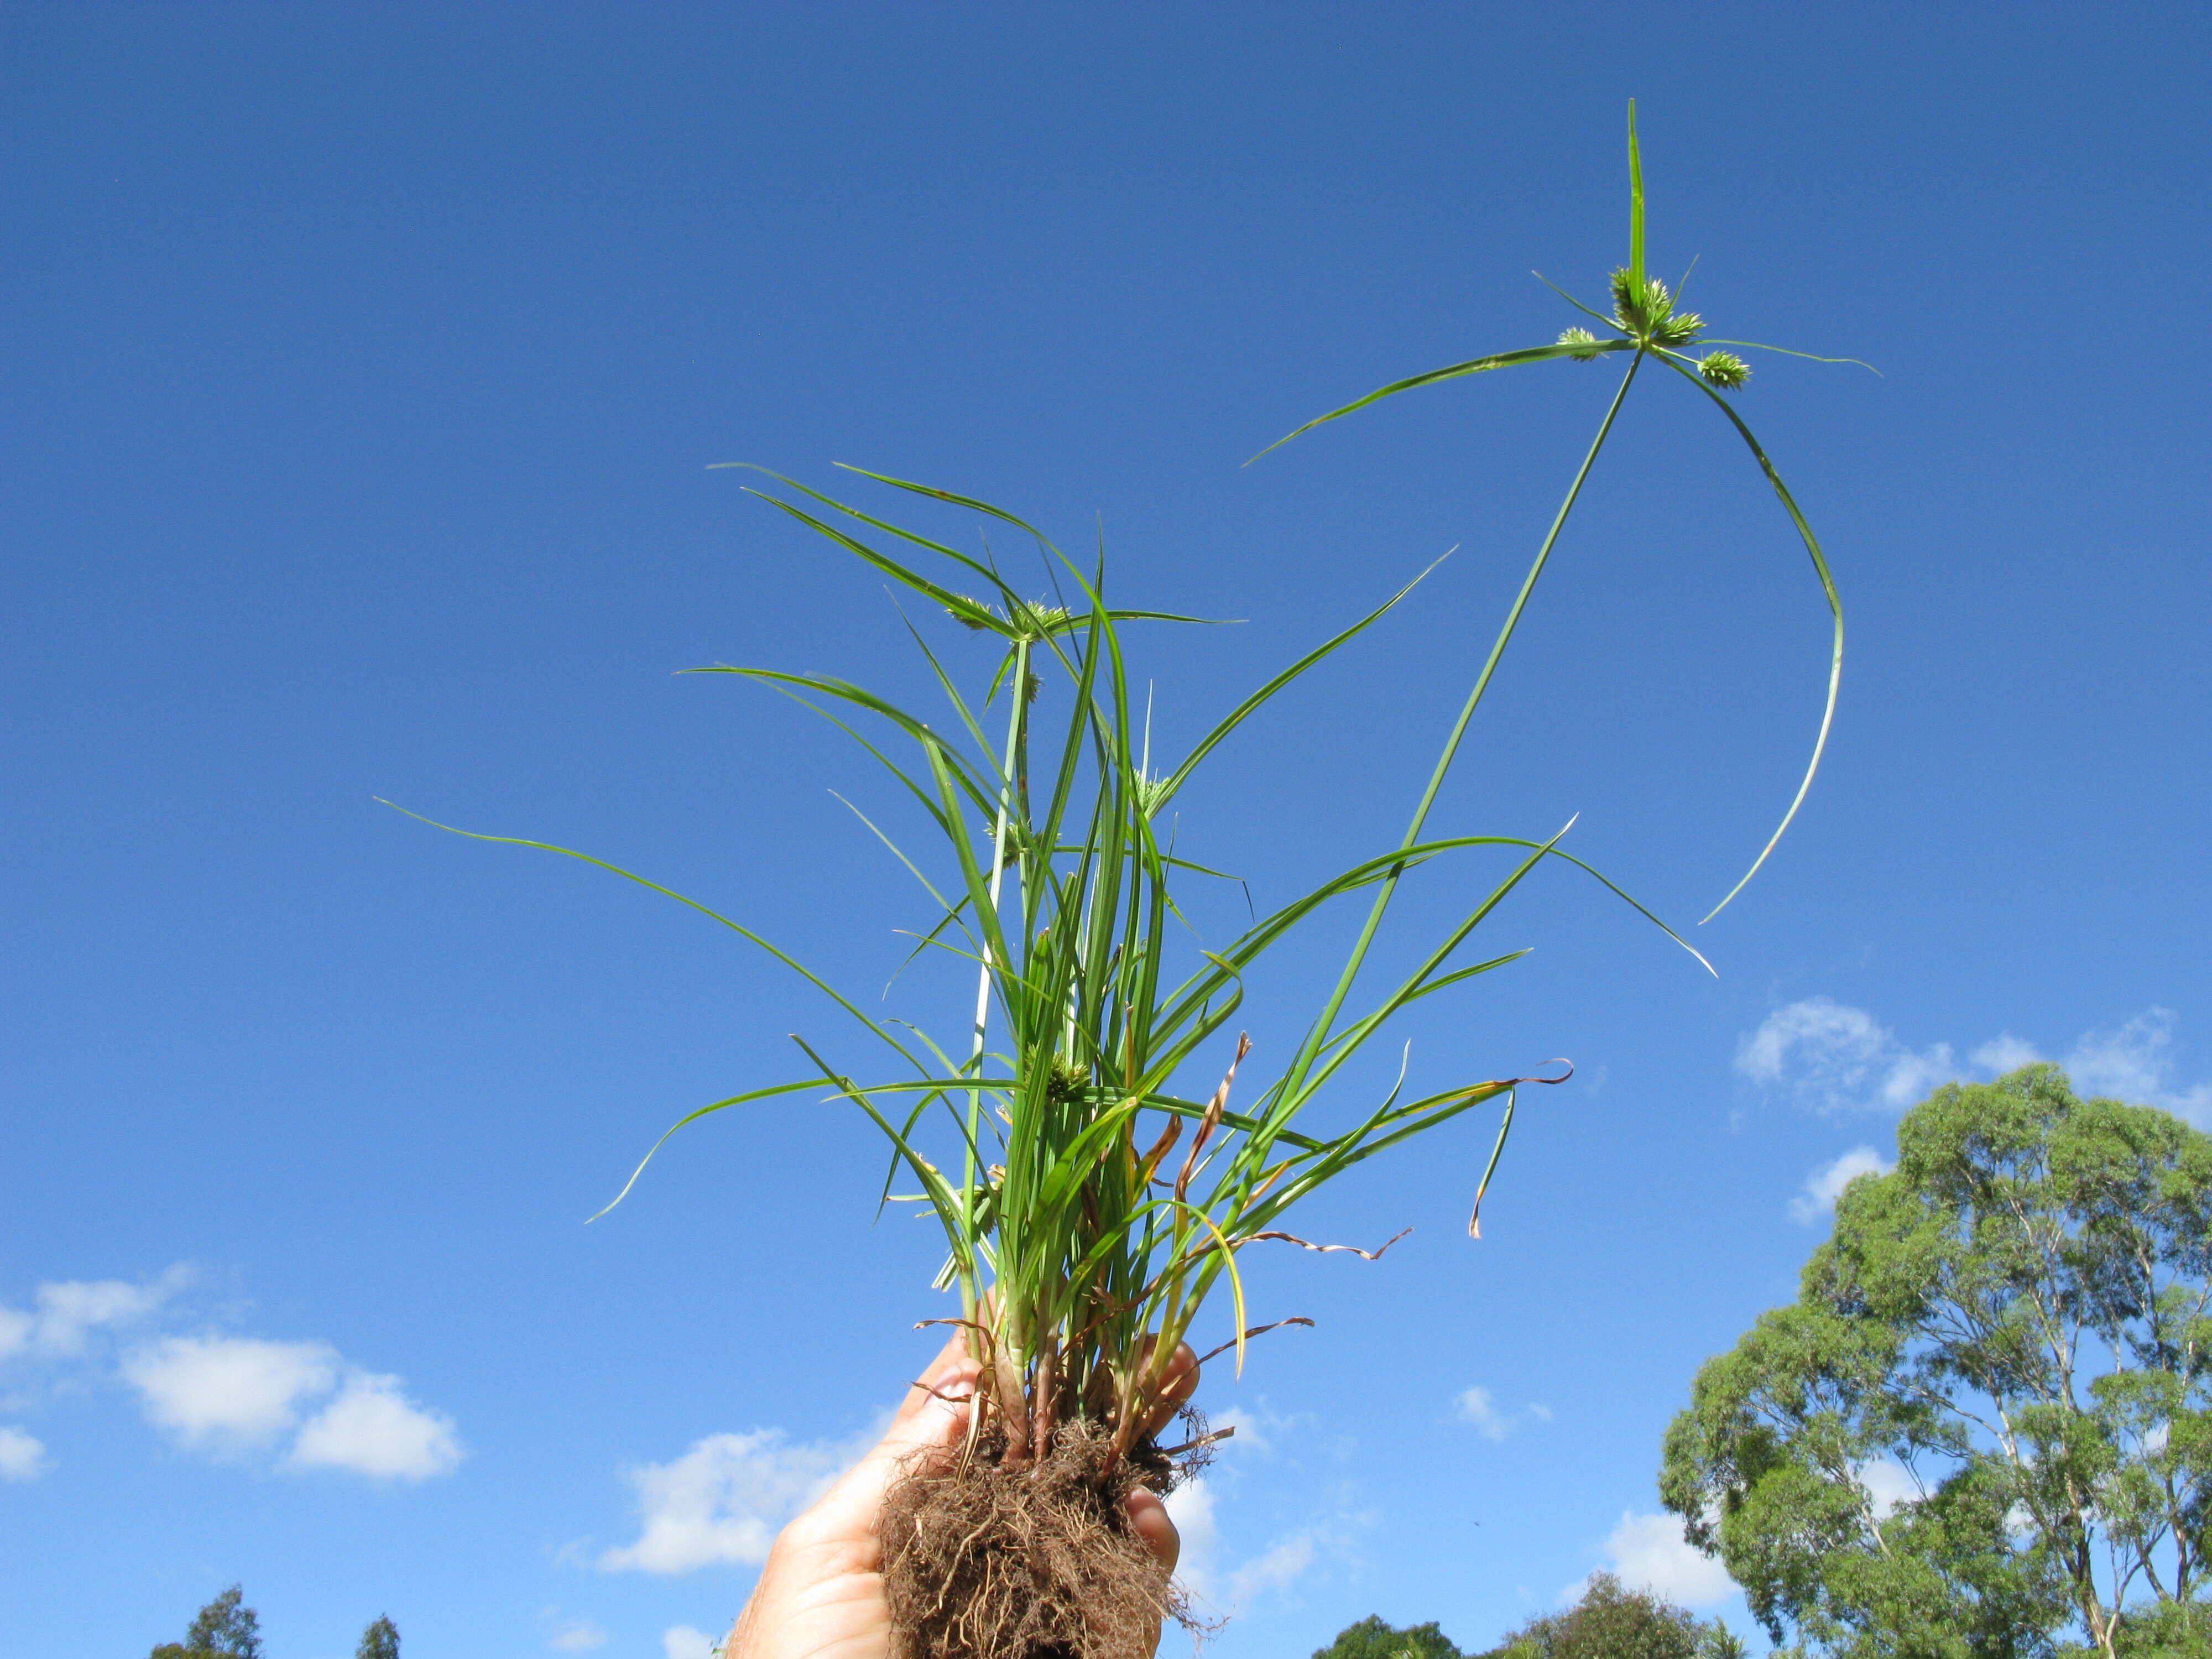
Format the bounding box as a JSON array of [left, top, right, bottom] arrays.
[[375, 800, 930, 1072], [743, 489, 1006, 633], [1656, 353, 1845, 922], [1248, 338, 1630, 463], [1699, 339, 1881, 374], [589, 1078, 828, 1220], [833, 463, 1062, 553], [1156, 555, 1446, 804], [714, 463, 1029, 619]]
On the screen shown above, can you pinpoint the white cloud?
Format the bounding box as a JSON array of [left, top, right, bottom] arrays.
[[1583, 1510, 1734, 1609], [0, 1425, 49, 1480], [1736, 999, 1955, 1113], [1228, 1535, 1316, 1603], [1165, 1474, 1344, 1614], [0, 1268, 184, 1364], [599, 1428, 862, 1574], [2065, 1009, 2212, 1125], [289, 1371, 463, 1481], [1, 1269, 461, 1483], [663, 1627, 719, 1659], [546, 1615, 609, 1652], [1746, 1001, 2211, 1125], [1164, 1475, 1220, 1599], [1453, 1385, 1548, 1439], [120, 1333, 462, 1480], [1789, 1146, 1895, 1224], [1207, 1401, 1308, 1457], [1737, 998, 1885, 1086], [1972, 1034, 2043, 1073], [1855, 1459, 1921, 1522], [1454, 1386, 1510, 1441], [124, 1335, 339, 1448]]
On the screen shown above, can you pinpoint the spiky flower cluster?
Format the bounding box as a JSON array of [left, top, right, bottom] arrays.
[[1698, 351, 1750, 390], [1609, 269, 1704, 348], [948, 596, 1076, 638], [1556, 326, 1603, 361]]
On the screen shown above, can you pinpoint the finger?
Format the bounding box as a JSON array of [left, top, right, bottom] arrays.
[[888, 1329, 974, 1433], [1138, 1342, 1201, 1439], [1125, 1488, 1180, 1572]]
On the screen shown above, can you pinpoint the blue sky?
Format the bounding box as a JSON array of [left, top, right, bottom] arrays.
[[4, 4, 2209, 1656]]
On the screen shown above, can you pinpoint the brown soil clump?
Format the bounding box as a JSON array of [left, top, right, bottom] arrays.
[[880, 1417, 1202, 1659]]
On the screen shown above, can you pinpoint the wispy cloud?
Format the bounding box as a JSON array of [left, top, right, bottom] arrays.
[[1735, 998, 1953, 1112], [599, 1427, 868, 1574], [1227, 1534, 1316, 1603], [0, 1268, 186, 1365], [1788, 1146, 1895, 1224], [662, 1627, 718, 1659], [1740, 1000, 2209, 1124], [1452, 1386, 1550, 1442], [2056, 1009, 2212, 1125], [540, 1609, 609, 1652], [0, 1425, 48, 1481], [1165, 1473, 1363, 1616], [1970, 1034, 2042, 1073], [1207, 1400, 1308, 1457], [1455, 1387, 1510, 1441]]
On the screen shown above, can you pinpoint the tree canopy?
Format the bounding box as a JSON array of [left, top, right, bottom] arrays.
[[1661, 1065, 2212, 1657], [1313, 1614, 1465, 1659], [145, 1588, 400, 1659], [149, 1585, 263, 1659], [1475, 1573, 1745, 1659]]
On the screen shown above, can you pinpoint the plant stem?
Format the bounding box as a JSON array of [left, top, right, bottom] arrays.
[[963, 634, 1030, 1358], [1281, 352, 1646, 1098]]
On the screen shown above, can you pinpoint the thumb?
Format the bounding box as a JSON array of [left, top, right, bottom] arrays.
[[801, 1349, 980, 1545]]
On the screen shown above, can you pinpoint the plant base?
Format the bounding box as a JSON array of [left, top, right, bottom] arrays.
[[880, 1419, 1197, 1659]]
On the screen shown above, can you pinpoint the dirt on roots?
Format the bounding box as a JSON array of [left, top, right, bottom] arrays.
[[879, 1417, 1206, 1659]]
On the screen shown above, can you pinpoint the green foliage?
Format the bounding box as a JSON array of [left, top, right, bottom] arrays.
[[1473, 1573, 1744, 1659], [2103, 1595, 2212, 1656], [1254, 97, 1866, 925], [1314, 1613, 1466, 1659], [149, 1585, 262, 1659], [1660, 1066, 2212, 1657], [356, 1614, 400, 1659], [397, 103, 1845, 1464]]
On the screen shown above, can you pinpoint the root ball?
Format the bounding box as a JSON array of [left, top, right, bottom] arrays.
[[880, 1419, 1197, 1659]]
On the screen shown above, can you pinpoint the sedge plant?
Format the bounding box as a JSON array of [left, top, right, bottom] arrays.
[[387, 101, 1858, 1655]]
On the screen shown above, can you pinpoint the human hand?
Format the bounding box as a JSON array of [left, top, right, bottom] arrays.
[[726, 1332, 1194, 1659]]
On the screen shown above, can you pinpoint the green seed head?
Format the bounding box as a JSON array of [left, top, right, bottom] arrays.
[[1699, 351, 1751, 390], [1557, 326, 1603, 361], [1610, 268, 1676, 333], [944, 596, 1074, 642], [946, 594, 997, 630], [1044, 1055, 1091, 1105], [1649, 309, 1704, 348]]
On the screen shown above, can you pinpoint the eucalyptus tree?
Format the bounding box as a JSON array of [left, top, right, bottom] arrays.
[[148, 1585, 262, 1659], [1478, 1573, 1745, 1659], [1661, 1066, 2212, 1657]]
